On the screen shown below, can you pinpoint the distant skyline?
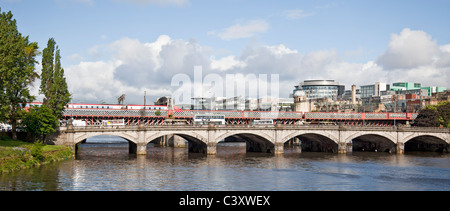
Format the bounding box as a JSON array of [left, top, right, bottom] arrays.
[[2, 0, 450, 104]]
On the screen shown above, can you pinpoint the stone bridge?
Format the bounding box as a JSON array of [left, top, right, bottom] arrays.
[[52, 124, 450, 155]]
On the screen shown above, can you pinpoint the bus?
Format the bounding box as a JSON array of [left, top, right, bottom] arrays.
[[252, 119, 274, 125], [193, 115, 226, 125]]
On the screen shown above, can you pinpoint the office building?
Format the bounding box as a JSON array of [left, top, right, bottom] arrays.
[[293, 80, 345, 101], [360, 82, 389, 98], [421, 86, 447, 96], [390, 82, 421, 91]]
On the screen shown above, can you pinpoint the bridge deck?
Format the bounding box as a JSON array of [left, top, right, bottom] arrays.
[[61, 108, 418, 126]]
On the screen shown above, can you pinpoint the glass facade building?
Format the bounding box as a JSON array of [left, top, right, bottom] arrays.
[[391, 82, 421, 91], [360, 82, 389, 98], [293, 80, 345, 100]]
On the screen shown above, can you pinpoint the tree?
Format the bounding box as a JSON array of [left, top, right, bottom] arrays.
[[40, 38, 71, 119], [413, 108, 440, 127], [22, 105, 58, 142], [416, 101, 450, 128], [0, 9, 39, 140], [436, 101, 450, 128]]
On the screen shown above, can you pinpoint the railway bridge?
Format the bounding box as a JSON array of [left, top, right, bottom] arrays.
[[52, 123, 450, 155], [61, 107, 418, 126]]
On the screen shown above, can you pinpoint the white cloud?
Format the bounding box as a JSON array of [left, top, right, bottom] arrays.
[[283, 9, 315, 20], [437, 44, 450, 67], [61, 29, 450, 105], [65, 60, 123, 102], [209, 20, 269, 40], [375, 28, 450, 87], [210, 56, 247, 71], [64, 35, 211, 104], [377, 28, 440, 69], [265, 44, 298, 57]]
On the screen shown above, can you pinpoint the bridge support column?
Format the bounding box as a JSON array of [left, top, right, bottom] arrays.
[[207, 142, 217, 155], [396, 142, 404, 154], [137, 143, 147, 155], [274, 143, 284, 154], [338, 142, 351, 154], [129, 142, 147, 155], [64, 124, 76, 154], [169, 135, 186, 148]]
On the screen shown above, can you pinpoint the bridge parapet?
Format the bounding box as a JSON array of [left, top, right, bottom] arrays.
[[397, 127, 450, 133], [58, 124, 450, 134]]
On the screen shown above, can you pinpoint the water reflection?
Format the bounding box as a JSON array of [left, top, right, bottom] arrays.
[[1, 136, 450, 191]]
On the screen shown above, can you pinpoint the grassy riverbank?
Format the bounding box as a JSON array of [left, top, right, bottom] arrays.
[[0, 136, 73, 174]]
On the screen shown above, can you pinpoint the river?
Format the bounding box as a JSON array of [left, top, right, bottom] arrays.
[[1, 135, 449, 191]]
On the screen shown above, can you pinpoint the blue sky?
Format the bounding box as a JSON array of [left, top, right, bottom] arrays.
[[2, 0, 450, 104]]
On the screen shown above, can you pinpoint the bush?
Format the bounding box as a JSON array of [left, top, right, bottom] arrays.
[[22, 105, 58, 141], [30, 141, 45, 161], [0, 139, 73, 174]]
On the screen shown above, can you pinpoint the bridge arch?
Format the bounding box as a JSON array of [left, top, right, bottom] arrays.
[[282, 131, 339, 145], [344, 131, 397, 145], [73, 132, 138, 145], [146, 131, 208, 154], [72, 132, 140, 155], [349, 134, 397, 153], [403, 134, 450, 152], [282, 131, 339, 153], [215, 131, 275, 153]]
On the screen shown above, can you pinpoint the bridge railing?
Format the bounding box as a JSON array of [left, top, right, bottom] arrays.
[[397, 126, 450, 132]]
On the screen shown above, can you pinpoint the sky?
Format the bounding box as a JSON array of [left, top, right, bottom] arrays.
[[1, 0, 450, 105]]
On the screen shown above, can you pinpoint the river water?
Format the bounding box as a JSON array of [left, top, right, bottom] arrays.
[[1, 135, 450, 191]]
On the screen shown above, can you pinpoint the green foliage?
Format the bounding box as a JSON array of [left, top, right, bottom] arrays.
[[414, 101, 450, 128], [414, 108, 440, 127], [30, 141, 44, 161], [40, 38, 71, 119], [0, 8, 39, 139], [424, 105, 437, 111], [155, 110, 161, 116], [436, 101, 450, 128], [22, 105, 58, 140], [0, 139, 73, 174]]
